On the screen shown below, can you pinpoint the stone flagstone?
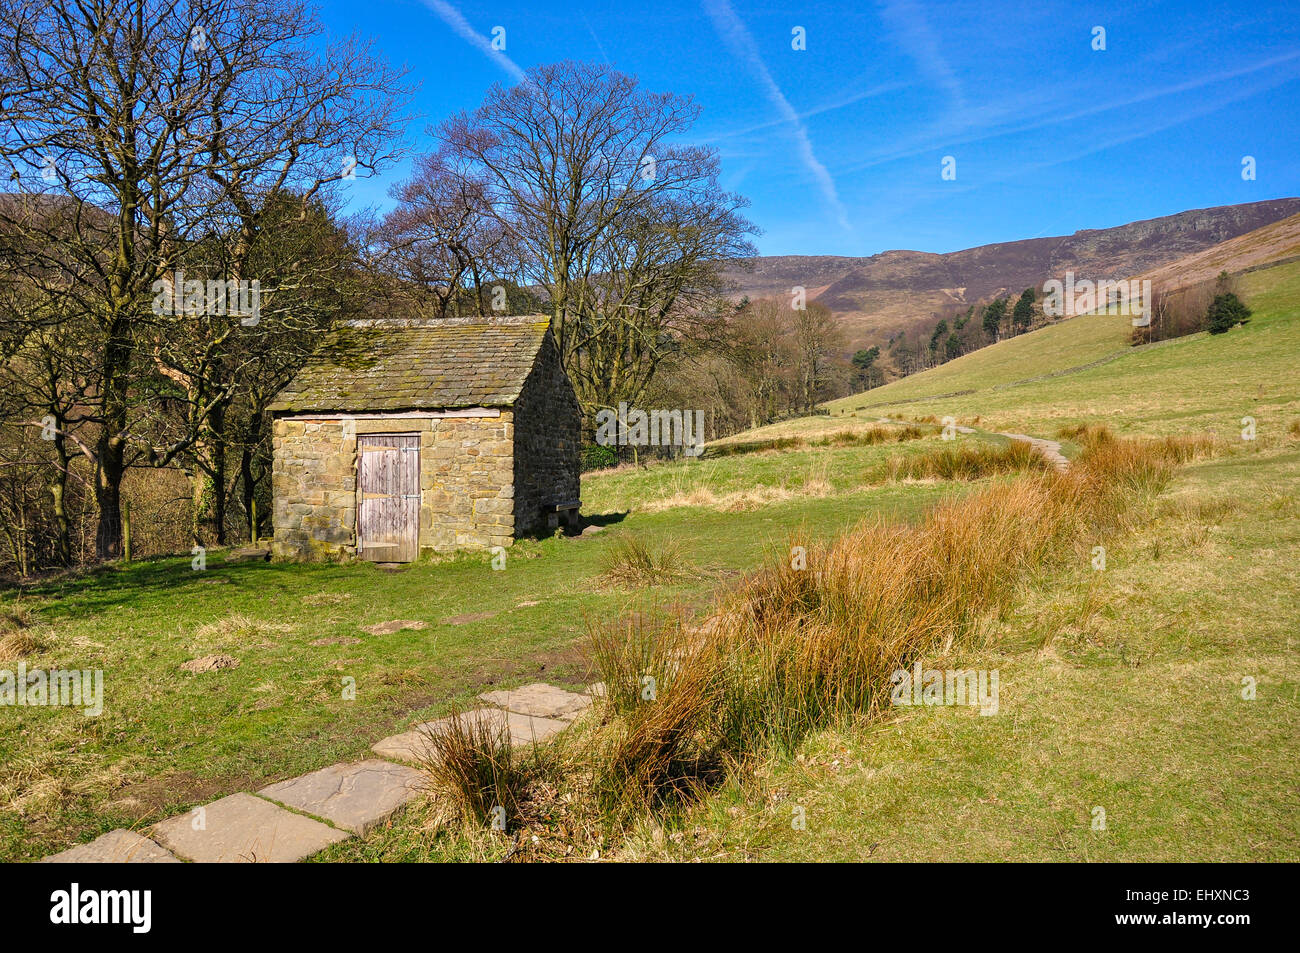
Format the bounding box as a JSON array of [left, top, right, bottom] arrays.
[[372, 707, 569, 763], [259, 760, 426, 836], [151, 792, 349, 863], [41, 829, 179, 864], [478, 682, 592, 721]]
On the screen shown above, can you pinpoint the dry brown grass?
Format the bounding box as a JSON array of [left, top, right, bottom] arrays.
[[0, 605, 45, 661], [416, 709, 527, 829], [887, 439, 1051, 481], [192, 613, 294, 645], [0, 629, 41, 662], [809, 425, 928, 448], [1056, 422, 1118, 444], [709, 424, 931, 459], [581, 432, 1203, 812]]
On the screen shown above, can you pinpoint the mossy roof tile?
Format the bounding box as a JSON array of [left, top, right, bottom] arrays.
[[269, 315, 552, 414]]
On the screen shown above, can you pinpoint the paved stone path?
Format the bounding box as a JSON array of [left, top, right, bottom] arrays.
[[40, 827, 180, 864], [258, 760, 426, 836], [151, 792, 350, 863], [40, 681, 593, 864]]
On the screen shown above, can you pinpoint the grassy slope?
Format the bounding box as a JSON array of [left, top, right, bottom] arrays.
[[811, 258, 1300, 439], [607, 258, 1300, 862], [621, 445, 1300, 861]]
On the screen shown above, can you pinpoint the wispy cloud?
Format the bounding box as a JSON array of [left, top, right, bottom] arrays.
[[700, 80, 908, 144], [583, 14, 612, 65], [833, 48, 1300, 177], [420, 0, 527, 83], [875, 0, 965, 111], [703, 0, 851, 231]]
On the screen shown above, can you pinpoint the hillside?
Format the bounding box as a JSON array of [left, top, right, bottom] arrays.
[[710, 256, 1300, 443], [1137, 211, 1300, 292], [726, 198, 1300, 352]]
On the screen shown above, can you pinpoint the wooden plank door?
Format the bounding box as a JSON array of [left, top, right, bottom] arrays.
[[357, 434, 420, 562]]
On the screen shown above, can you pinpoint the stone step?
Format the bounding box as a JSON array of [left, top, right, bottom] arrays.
[[151, 792, 350, 863], [258, 760, 426, 836], [40, 828, 179, 864], [372, 707, 569, 763], [477, 682, 592, 721]]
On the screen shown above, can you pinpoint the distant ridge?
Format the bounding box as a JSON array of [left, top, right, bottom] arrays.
[[725, 198, 1300, 351]]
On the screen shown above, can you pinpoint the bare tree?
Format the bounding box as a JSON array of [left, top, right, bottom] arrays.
[[375, 152, 517, 319], [0, 0, 411, 557], [436, 61, 756, 414]]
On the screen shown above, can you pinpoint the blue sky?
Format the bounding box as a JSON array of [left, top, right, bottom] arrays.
[[321, 0, 1300, 257]]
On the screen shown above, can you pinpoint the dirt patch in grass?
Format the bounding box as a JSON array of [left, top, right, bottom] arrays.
[[180, 654, 241, 673], [107, 771, 257, 824]]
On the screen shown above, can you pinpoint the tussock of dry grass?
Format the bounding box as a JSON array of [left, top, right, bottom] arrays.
[[0, 606, 45, 661], [1056, 422, 1117, 444], [0, 629, 41, 662], [416, 709, 525, 830], [888, 440, 1050, 481], [601, 536, 691, 587]]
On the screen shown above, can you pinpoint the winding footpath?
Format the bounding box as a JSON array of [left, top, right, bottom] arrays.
[[995, 431, 1070, 470]]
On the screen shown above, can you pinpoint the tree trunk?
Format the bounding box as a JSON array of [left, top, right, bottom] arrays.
[[49, 430, 72, 566], [94, 445, 125, 561], [94, 319, 132, 561], [190, 405, 229, 546], [240, 445, 257, 542]]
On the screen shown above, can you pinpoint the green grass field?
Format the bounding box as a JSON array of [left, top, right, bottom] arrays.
[[616, 446, 1300, 861], [1, 441, 968, 862], [3, 260, 1297, 863]]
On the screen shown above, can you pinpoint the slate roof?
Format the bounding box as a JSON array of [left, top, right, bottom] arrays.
[[269, 315, 553, 414]]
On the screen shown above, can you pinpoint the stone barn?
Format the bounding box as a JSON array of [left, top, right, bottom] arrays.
[[268, 315, 582, 561]]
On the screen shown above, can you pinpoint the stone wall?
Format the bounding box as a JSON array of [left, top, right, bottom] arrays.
[[511, 332, 583, 533], [416, 413, 515, 554], [271, 412, 516, 561], [271, 418, 357, 560]]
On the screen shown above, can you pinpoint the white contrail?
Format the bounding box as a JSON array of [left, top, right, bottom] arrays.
[[420, 0, 527, 83], [704, 0, 851, 231]]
